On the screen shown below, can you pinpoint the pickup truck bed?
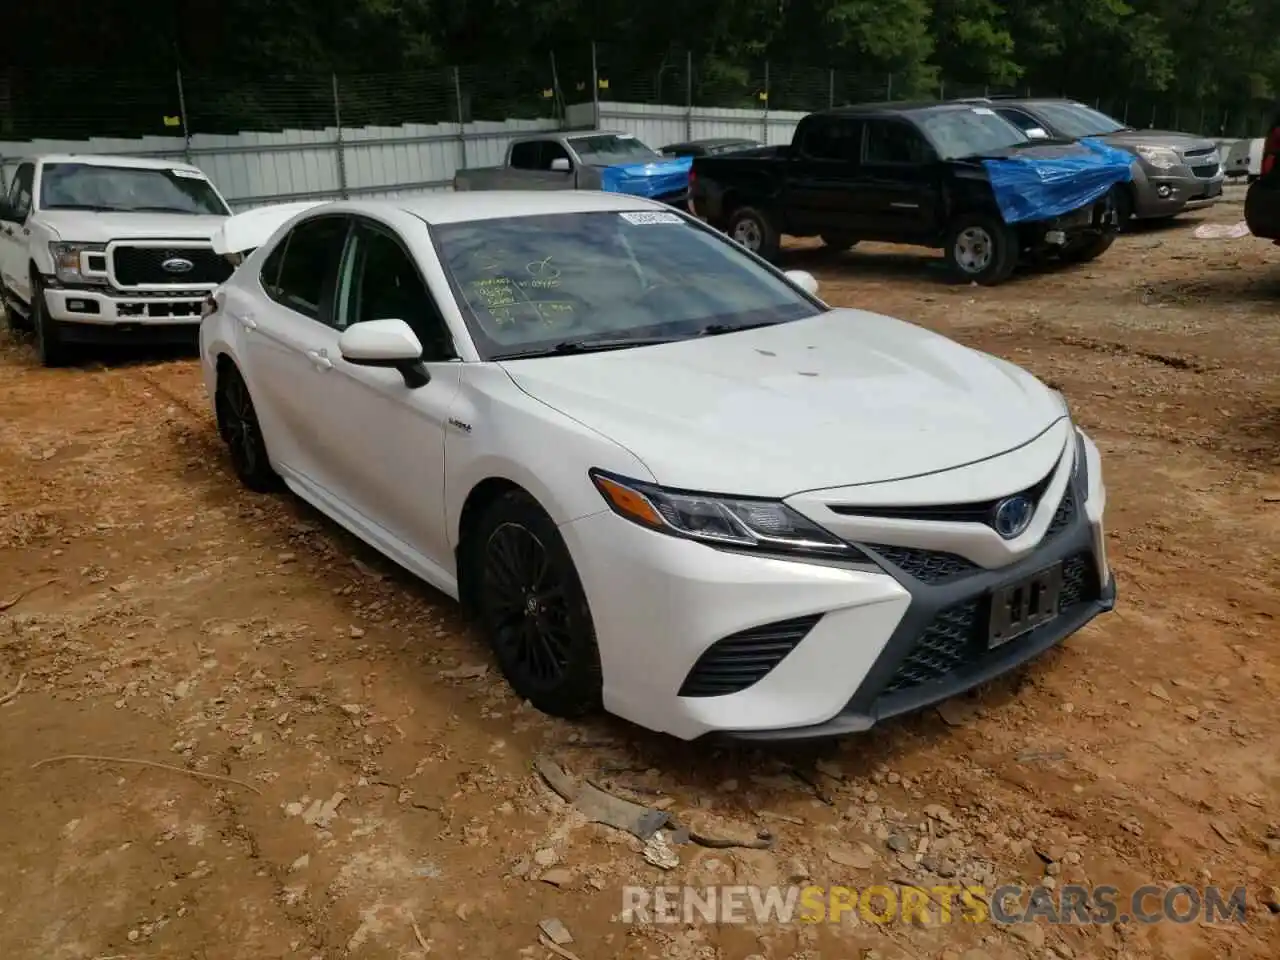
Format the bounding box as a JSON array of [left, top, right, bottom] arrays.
[[691, 102, 1129, 285]]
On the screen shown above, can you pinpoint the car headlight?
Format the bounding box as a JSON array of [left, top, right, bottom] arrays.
[[589, 469, 859, 558], [1135, 145, 1181, 170], [49, 242, 108, 285]]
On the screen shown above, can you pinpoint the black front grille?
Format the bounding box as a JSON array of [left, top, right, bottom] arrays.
[[881, 552, 1101, 695], [1045, 488, 1075, 539], [1191, 164, 1219, 178], [828, 456, 1061, 528], [866, 544, 978, 584], [884, 599, 981, 692], [112, 246, 232, 286], [679, 614, 822, 697]]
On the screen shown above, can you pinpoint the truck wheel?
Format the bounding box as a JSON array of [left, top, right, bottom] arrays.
[[30, 271, 71, 367], [821, 233, 859, 252], [1060, 232, 1116, 264], [727, 207, 781, 261], [944, 214, 1018, 286]]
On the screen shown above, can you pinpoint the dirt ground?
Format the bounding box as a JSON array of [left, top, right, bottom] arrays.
[[0, 187, 1277, 960]]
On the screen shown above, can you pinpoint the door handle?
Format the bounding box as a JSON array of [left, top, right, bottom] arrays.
[[237, 312, 257, 331], [307, 349, 333, 371]]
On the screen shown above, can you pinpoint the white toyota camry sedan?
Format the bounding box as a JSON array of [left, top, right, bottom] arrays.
[[199, 190, 1116, 741]]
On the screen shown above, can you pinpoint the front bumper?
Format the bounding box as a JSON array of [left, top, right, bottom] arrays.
[[1131, 164, 1224, 218], [43, 286, 208, 327], [562, 429, 1113, 742]]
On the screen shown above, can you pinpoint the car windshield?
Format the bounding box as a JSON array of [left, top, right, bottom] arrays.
[[1028, 102, 1129, 138], [39, 163, 229, 215], [571, 135, 661, 166], [919, 108, 1031, 159], [434, 210, 823, 359]]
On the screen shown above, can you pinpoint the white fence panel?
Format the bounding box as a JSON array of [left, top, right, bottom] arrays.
[[0, 100, 800, 205]]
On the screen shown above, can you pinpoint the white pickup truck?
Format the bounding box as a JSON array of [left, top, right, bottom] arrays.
[[0, 154, 234, 365]]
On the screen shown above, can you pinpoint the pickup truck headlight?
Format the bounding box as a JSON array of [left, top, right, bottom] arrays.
[[1135, 145, 1181, 170], [49, 242, 108, 285], [589, 469, 860, 558]]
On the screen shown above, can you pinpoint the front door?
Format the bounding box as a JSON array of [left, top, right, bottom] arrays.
[[855, 119, 940, 243], [315, 217, 462, 574]]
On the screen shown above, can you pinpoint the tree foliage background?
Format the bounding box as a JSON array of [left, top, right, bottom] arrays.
[[1, 0, 1276, 138]]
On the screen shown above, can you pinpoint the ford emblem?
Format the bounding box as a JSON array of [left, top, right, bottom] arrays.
[[992, 495, 1034, 540], [161, 256, 195, 274]]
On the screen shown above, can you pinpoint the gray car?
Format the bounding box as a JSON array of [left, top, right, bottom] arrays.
[[960, 97, 1224, 225]]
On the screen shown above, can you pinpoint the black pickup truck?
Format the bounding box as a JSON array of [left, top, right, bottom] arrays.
[[689, 102, 1125, 285]]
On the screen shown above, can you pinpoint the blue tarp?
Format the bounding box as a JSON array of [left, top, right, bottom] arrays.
[[599, 155, 693, 198], [981, 138, 1135, 225]]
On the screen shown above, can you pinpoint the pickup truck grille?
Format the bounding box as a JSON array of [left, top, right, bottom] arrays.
[[111, 246, 232, 287]]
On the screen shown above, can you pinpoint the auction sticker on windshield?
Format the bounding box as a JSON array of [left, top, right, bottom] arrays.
[[170, 169, 207, 179], [971, 107, 995, 116], [619, 211, 684, 225]]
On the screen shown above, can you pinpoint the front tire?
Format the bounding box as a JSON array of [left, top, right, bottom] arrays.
[[470, 491, 602, 719], [1059, 230, 1116, 264], [727, 206, 781, 261], [215, 364, 278, 492], [30, 272, 70, 366], [944, 213, 1019, 285]]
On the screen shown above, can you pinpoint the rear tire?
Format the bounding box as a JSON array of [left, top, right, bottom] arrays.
[[727, 206, 781, 262], [215, 363, 279, 492], [944, 212, 1019, 285], [821, 233, 859, 252], [469, 491, 602, 719], [30, 272, 71, 367]]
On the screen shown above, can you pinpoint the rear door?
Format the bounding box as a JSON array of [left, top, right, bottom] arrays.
[[785, 115, 863, 235], [856, 118, 941, 243], [237, 214, 352, 488]]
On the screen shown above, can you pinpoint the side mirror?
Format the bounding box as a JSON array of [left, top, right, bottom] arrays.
[[785, 269, 819, 297], [339, 318, 431, 388], [1026, 127, 1050, 140], [549, 157, 571, 173]]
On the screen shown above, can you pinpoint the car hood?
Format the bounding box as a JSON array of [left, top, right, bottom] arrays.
[[1101, 129, 1220, 153], [35, 211, 229, 244], [499, 309, 1066, 497]]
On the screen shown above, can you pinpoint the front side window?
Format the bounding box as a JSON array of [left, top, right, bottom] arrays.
[[864, 120, 933, 164], [335, 222, 454, 359], [570, 135, 660, 166], [6, 163, 34, 219], [38, 163, 229, 215], [264, 216, 350, 323], [434, 211, 824, 360]]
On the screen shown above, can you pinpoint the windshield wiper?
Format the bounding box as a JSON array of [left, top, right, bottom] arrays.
[[126, 205, 203, 213], [697, 319, 785, 337], [43, 204, 120, 212], [493, 335, 680, 359]]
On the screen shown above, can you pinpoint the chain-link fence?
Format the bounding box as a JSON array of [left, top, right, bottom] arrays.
[[0, 42, 1272, 145]]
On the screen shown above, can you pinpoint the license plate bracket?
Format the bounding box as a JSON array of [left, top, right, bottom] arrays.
[[987, 563, 1064, 649]]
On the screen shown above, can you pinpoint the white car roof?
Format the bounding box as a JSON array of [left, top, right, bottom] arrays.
[[31, 154, 206, 176], [395, 190, 667, 225]]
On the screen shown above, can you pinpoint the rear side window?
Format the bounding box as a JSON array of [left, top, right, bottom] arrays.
[[263, 216, 350, 322], [799, 117, 860, 161]]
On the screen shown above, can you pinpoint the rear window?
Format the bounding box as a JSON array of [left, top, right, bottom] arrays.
[[433, 210, 822, 359]]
